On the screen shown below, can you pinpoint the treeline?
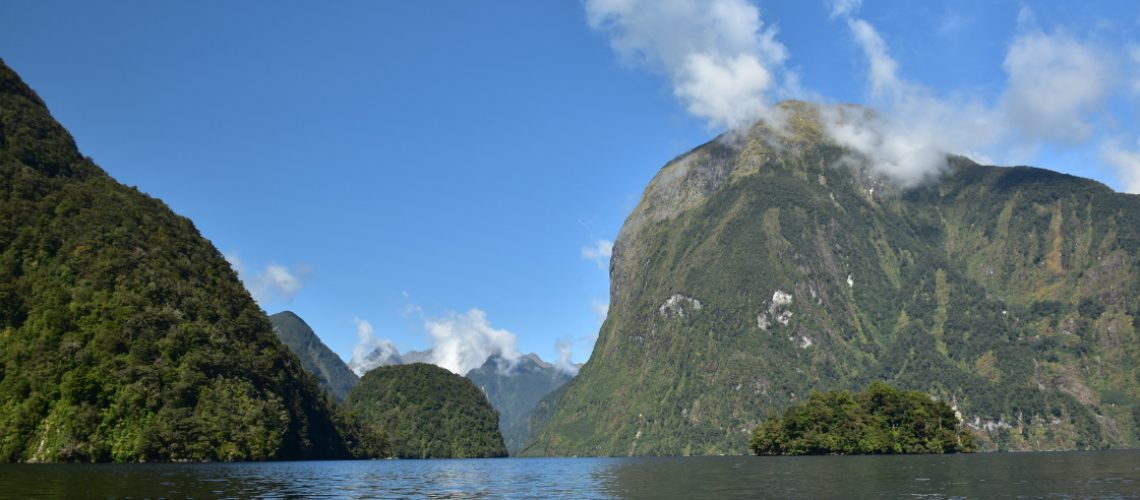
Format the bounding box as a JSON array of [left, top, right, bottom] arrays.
[[751, 382, 975, 455]]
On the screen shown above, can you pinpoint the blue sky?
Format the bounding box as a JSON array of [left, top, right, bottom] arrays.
[[2, 1, 1138, 372]]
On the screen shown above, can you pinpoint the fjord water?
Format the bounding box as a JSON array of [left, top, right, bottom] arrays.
[[1, 451, 1138, 499]]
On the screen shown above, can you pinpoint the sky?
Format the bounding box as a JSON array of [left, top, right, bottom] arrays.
[[2, 1, 1139, 374]]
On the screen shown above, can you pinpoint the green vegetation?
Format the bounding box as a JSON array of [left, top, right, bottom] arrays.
[[345, 364, 507, 458], [750, 382, 974, 455], [270, 311, 359, 401], [0, 58, 387, 462], [526, 101, 1140, 456]]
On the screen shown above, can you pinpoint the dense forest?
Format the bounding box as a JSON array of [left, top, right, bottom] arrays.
[[750, 382, 975, 455], [345, 364, 507, 459], [0, 58, 387, 462]]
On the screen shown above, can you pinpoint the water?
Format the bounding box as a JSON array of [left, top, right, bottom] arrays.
[[1, 451, 1139, 499]]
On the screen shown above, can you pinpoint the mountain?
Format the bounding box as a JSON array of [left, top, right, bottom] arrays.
[[0, 59, 365, 462], [525, 101, 1140, 456], [270, 311, 358, 401], [348, 342, 402, 376], [344, 363, 507, 458], [466, 354, 575, 453], [353, 345, 576, 454]]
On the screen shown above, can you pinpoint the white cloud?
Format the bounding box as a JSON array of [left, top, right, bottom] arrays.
[[1016, 5, 1037, 28], [1101, 139, 1140, 194], [224, 253, 304, 304], [352, 317, 377, 366], [425, 309, 520, 376], [581, 239, 614, 269], [586, 0, 793, 130], [583, 1, 1136, 193], [554, 339, 580, 376], [822, 14, 1003, 186], [349, 317, 402, 376], [847, 19, 902, 99], [825, 7, 1122, 188], [1000, 29, 1116, 144], [829, 0, 862, 20]]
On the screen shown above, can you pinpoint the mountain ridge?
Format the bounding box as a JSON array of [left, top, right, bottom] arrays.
[[0, 59, 359, 462], [270, 311, 359, 402], [526, 101, 1140, 456]]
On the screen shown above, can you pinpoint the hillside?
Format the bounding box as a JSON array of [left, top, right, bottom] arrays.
[[526, 101, 1140, 456], [344, 363, 507, 458], [270, 311, 358, 401], [0, 59, 360, 462]]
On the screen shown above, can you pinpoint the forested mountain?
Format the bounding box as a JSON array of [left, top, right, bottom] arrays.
[[270, 311, 358, 401], [526, 101, 1140, 456], [0, 59, 369, 462], [344, 363, 507, 458]]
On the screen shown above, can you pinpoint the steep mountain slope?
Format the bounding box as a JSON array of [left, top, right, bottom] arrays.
[[270, 311, 358, 401], [526, 101, 1140, 456], [466, 354, 575, 453], [344, 363, 507, 458], [0, 59, 357, 462]]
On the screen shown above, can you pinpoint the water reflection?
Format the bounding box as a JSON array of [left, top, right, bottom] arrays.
[[604, 451, 1140, 499], [0, 451, 1137, 499]]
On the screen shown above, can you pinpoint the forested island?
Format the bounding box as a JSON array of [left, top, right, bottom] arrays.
[[344, 364, 508, 459], [750, 382, 975, 455]]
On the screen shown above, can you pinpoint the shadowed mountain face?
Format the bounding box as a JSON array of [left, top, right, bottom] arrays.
[[527, 101, 1140, 456], [0, 59, 353, 462], [270, 311, 358, 402], [466, 354, 575, 454]]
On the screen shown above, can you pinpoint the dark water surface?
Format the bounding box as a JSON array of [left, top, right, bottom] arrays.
[[1, 451, 1138, 499]]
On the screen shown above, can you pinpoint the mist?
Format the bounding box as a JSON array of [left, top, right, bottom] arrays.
[[588, 0, 1140, 193]]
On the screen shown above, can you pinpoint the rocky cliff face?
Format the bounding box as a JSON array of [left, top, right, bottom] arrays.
[[527, 101, 1140, 456]]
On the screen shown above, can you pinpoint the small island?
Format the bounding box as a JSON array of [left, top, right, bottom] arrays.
[[751, 382, 975, 455], [344, 363, 508, 459]]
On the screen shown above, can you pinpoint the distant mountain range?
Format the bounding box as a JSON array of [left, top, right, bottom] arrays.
[[466, 354, 575, 453], [274, 313, 577, 454]]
